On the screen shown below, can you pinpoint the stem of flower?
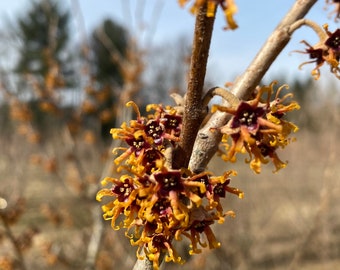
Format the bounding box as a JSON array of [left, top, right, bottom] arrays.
[[288, 18, 328, 41], [202, 87, 240, 109], [173, 2, 216, 169]]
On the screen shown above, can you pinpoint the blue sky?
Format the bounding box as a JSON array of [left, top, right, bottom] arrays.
[[0, 0, 338, 87]]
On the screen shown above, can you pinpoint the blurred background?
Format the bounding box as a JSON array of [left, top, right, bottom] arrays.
[[0, 0, 339, 269]]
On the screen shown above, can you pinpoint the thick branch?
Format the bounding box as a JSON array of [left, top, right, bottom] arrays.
[[189, 0, 317, 173], [173, 3, 216, 169]]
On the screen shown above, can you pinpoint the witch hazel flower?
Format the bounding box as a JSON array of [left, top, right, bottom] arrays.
[[213, 81, 300, 173], [292, 20, 340, 79]]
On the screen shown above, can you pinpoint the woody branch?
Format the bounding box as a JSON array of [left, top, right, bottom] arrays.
[[189, 0, 318, 173]]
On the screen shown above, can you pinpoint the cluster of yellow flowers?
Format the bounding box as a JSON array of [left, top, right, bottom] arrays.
[[96, 81, 300, 268], [96, 101, 243, 269]]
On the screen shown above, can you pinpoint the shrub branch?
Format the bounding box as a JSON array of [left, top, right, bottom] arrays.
[[173, 2, 216, 169], [189, 0, 317, 173]]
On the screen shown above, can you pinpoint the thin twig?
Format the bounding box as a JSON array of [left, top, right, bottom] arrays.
[[173, 2, 216, 169], [189, 0, 317, 173]]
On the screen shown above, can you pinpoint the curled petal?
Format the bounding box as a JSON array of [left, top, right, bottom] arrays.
[[96, 189, 113, 201]]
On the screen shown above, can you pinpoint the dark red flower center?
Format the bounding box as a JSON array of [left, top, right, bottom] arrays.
[[232, 102, 265, 130], [154, 171, 183, 195], [213, 183, 226, 198], [152, 234, 167, 249], [240, 111, 257, 125], [112, 179, 134, 202], [213, 179, 230, 198], [161, 114, 182, 131], [307, 48, 324, 63], [126, 135, 148, 154], [325, 29, 340, 51], [145, 120, 164, 142], [152, 198, 170, 216]]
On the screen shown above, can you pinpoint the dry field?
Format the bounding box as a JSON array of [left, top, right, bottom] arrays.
[[1, 105, 340, 270]]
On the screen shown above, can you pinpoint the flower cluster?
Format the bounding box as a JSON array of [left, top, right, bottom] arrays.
[[298, 24, 340, 79], [178, 0, 238, 30], [97, 101, 243, 269], [213, 82, 300, 174]]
